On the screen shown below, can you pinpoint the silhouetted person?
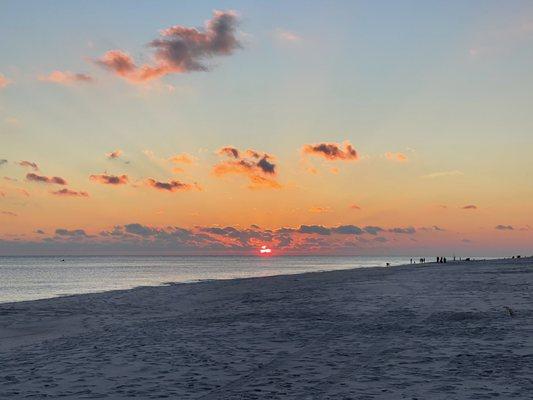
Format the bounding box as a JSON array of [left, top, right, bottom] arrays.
[[443, 257, 447, 263]]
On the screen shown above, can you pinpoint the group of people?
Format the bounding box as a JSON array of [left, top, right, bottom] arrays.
[[409, 257, 449, 264]]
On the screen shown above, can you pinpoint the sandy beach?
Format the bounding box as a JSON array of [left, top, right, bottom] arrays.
[[1, 257, 533, 399]]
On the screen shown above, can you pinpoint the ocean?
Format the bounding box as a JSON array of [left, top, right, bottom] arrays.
[[0, 255, 416, 303]]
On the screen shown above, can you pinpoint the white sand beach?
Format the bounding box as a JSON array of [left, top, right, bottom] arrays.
[[1, 257, 533, 399]]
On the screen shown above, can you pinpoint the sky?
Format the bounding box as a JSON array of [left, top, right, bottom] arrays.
[[1, 0, 533, 256]]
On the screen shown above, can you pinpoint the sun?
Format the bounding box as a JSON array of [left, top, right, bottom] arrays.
[[259, 245, 272, 255]]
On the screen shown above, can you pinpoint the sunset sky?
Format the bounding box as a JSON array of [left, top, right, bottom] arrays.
[[1, 1, 533, 255]]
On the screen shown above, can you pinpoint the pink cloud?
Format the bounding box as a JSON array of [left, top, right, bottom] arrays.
[[214, 146, 281, 190], [39, 71, 94, 85], [90, 174, 129, 185], [385, 152, 408, 162], [106, 149, 123, 159], [95, 11, 241, 84], [0, 74, 10, 89]]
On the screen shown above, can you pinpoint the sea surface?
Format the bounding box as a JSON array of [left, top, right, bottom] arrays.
[[0, 255, 417, 303]]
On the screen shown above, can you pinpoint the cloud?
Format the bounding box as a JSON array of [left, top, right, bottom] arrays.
[[2, 222, 435, 255], [55, 228, 88, 237], [26, 173, 67, 185], [146, 178, 201, 192], [274, 29, 302, 43], [0, 159, 7, 167], [462, 205, 478, 210], [168, 153, 195, 164], [18, 161, 39, 171], [39, 71, 94, 85], [106, 149, 123, 159], [420, 225, 446, 232], [0, 74, 10, 89], [422, 170, 464, 179], [364, 226, 384, 235], [90, 174, 129, 185], [309, 206, 331, 213], [298, 225, 331, 235], [1, 211, 17, 217], [96, 11, 241, 83], [332, 225, 364, 235], [349, 203, 361, 210], [214, 146, 281, 189], [385, 152, 408, 162], [388, 227, 416, 234], [495, 225, 513, 231], [302, 141, 358, 161], [51, 188, 89, 198]]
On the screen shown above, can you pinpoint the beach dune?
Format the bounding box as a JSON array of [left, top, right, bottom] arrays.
[[1, 258, 533, 399]]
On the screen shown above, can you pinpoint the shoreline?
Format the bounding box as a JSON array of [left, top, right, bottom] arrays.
[[1, 256, 532, 398], [0, 255, 503, 306]]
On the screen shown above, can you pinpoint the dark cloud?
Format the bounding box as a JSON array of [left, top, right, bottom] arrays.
[[26, 173, 67, 185], [462, 205, 477, 210], [363, 226, 384, 235], [18, 161, 39, 171], [495, 225, 513, 231], [1, 211, 17, 217], [302, 141, 358, 161], [298, 225, 331, 235], [96, 11, 241, 83], [51, 188, 89, 198], [90, 174, 129, 185], [146, 178, 200, 192], [35, 229, 45, 235], [0, 159, 7, 167], [332, 225, 364, 235], [388, 227, 416, 234], [55, 228, 88, 237]]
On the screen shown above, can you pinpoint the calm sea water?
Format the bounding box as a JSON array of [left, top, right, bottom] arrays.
[[0, 256, 414, 303]]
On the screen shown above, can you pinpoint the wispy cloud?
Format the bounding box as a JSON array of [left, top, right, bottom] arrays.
[[385, 152, 408, 162], [422, 170, 463, 179], [495, 224, 513, 231], [106, 149, 123, 160], [51, 188, 89, 198], [39, 71, 94, 85], [0, 74, 11, 89], [462, 204, 478, 210], [18, 161, 39, 171], [274, 28, 302, 43], [309, 206, 331, 213]]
